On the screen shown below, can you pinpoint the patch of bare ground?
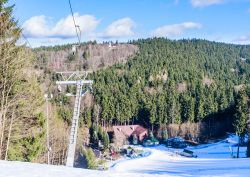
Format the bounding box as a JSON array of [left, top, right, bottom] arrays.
[[203, 76, 214, 86], [116, 69, 126, 76], [234, 84, 245, 91], [149, 71, 168, 82], [177, 82, 187, 93], [144, 85, 163, 95]]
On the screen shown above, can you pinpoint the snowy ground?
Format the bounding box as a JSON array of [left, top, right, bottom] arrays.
[[1, 135, 250, 177]]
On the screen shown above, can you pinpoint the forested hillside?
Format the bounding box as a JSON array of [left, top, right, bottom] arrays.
[[83, 38, 250, 139], [25, 38, 250, 164]]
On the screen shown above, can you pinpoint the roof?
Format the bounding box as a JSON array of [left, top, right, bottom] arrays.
[[111, 125, 148, 140]]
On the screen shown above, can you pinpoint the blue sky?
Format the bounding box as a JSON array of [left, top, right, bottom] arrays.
[[9, 0, 250, 47]]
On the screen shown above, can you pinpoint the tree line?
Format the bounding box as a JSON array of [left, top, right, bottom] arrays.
[[83, 38, 250, 135]]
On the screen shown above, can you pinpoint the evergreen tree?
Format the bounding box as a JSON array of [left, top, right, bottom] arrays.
[[89, 124, 99, 149], [161, 129, 168, 140], [218, 90, 228, 112], [195, 84, 205, 120], [247, 119, 250, 158], [102, 131, 110, 150], [234, 91, 248, 158], [187, 97, 195, 122], [245, 87, 250, 158], [145, 100, 157, 131], [82, 148, 98, 169]]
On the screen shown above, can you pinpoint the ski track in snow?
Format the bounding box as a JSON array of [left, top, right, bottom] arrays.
[[1, 135, 250, 177]]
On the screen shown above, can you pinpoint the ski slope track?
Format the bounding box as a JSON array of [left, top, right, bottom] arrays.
[[1, 135, 250, 177]]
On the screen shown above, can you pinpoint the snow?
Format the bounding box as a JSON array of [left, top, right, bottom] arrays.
[[1, 135, 250, 177], [109, 134, 250, 176]]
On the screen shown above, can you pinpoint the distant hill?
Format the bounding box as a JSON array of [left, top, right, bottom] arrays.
[[87, 38, 250, 137], [34, 38, 250, 145]]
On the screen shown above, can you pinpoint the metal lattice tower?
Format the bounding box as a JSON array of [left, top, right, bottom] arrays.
[[56, 71, 93, 167]]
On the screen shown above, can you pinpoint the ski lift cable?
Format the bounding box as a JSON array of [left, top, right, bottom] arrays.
[[21, 33, 32, 48], [11, 4, 33, 48], [9, 4, 33, 48], [68, 0, 81, 45], [13, 20, 32, 48]]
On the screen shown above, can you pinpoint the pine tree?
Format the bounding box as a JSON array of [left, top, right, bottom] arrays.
[[89, 124, 99, 149], [217, 88, 228, 112], [234, 91, 248, 158], [246, 88, 250, 158], [195, 84, 205, 120], [156, 95, 165, 127], [180, 94, 189, 122], [161, 129, 168, 140], [147, 101, 156, 131], [247, 118, 250, 158], [204, 94, 214, 117], [187, 97, 195, 122], [102, 131, 109, 150], [82, 148, 97, 169]]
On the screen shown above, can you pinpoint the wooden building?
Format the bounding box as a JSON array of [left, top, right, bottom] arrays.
[[109, 125, 148, 147]]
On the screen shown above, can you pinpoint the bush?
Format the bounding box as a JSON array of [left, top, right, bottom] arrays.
[[57, 107, 72, 124]]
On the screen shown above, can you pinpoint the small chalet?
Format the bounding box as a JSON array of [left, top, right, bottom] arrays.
[[109, 125, 148, 147]]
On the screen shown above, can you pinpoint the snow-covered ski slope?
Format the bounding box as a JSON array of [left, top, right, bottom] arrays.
[[1, 135, 250, 177]]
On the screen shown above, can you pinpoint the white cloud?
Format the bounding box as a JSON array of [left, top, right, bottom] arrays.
[[152, 22, 202, 37], [233, 35, 250, 44], [23, 13, 100, 39], [191, 0, 224, 7], [22, 15, 51, 38], [102, 18, 135, 38]]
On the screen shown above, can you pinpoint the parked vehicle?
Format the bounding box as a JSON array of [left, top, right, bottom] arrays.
[[177, 149, 197, 158], [164, 137, 187, 149]]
